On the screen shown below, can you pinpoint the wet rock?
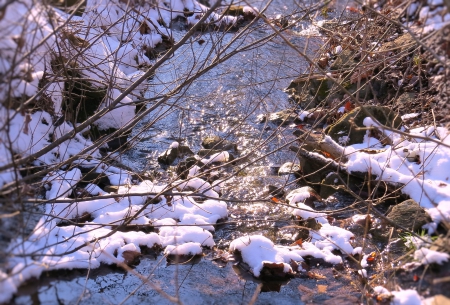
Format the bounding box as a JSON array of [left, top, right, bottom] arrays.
[[157, 148, 178, 165], [386, 199, 432, 231], [223, 5, 259, 20], [383, 238, 409, 257], [286, 186, 322, 209], [178, 145, 194, 155], [325, 105, 403, 145], [175, 157, 205, 179], [201, 135, 237, 151], [143, 35, 174, 60], [197, 148, 222, 157], [257, 109, 301, 126], [320, 172, 342, 198], [267, 185, 285, 198], [80, 172, 110, 187], [121, 250, 142, 267], [260, 262, 295, 280], [48, 0, 86, 16], [158, 142, 193, 165], [104, 185, 119, 193], [278, 162, 301, 176]]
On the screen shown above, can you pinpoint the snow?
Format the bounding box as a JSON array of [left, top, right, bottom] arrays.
[[164, 242, 203, 256], [358, 269, 367, 278], [391, 289, 423, 305], [343, 125, 450, 232], [201, 151, 230, 165], [230, 235, 345, 278], [286, 187, 328, 223], [311, 224, 355, 255], [414, 247, 450, 265], [43, 168, 82, 199]]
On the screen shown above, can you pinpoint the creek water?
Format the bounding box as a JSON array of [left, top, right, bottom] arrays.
[[13, 1, 335, 304]]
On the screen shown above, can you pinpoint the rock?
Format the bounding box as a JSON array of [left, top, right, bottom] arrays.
[[378, 33, 417, 57], [383, 238, 409, 258], [223, 5, 258, 20], [104, 185, 119, 193], [80, 172, 110, 187], [286, 74, 331, 104], [330, 49, 357, 71], [121, 250, 142, 266], [319, 172, 341, 198], [325, 105, 403, 145], [386, 199, 432, 231], [201, 135, 237, 151], [178, 145, 194, 155], [286, 186, 322, 209], [157, 148, 178, 165], [278, 162, 301, 175], [176, 157, 204, 179], [394, 92, 416, 115], [257, 109, 301, 126], [197, 148, 223, 157], [266, 185, 285, 198]]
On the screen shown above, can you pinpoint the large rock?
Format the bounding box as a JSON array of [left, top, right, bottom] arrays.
[[386, 199, 431, 231], [325, 105, 402, 145], [286, 74, 331, 104], [330, 49, 357, 71]]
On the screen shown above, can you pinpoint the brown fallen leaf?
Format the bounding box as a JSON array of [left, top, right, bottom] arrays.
[[290, 238, 303, 247], [307, 271, 327, 280], [317, 284, 328, 293]]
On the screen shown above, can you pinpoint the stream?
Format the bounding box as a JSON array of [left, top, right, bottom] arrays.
[[12, 1, 356, 304]]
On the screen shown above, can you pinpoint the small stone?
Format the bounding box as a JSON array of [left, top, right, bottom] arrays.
[[201, 135, 237, 151], [278, 162, 301, 175], [104, 185, 119, 193], [386, 199, 432, 231]]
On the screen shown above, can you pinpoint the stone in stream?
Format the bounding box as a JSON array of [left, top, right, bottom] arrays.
[[157, 142, 194, 165], [386, 199, 432, 231], [201, 135, 237, 151], [257, 109, 301, 126], [286, 186, 322, 209], [278, 162, 301, 176]]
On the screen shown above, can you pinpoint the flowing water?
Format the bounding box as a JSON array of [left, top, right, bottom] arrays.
[[13, 1, 335, 304]]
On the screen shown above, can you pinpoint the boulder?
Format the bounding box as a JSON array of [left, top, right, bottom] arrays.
[[325, 105, 402, 145], [330, 49, 357, 71], [386, 199, 432, 231]]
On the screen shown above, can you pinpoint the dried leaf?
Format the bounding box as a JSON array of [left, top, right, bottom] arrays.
[[271, 197, 280, 203], [22, 113, 31, 135], [307, 271, 327, 279], [290, 238, 303, 247], [317, 284, 328, 293], [367, 251, 377, 263], [344, 101, 355, 112], [139, 21, 151, 35]]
